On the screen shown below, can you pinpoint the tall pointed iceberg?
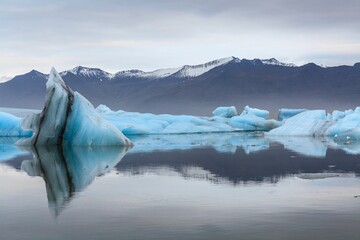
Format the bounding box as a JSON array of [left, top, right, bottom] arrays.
[[18, 68, 132, 146]]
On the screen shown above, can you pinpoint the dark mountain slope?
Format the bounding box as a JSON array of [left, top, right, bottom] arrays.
[[1, 59, 359, 115]]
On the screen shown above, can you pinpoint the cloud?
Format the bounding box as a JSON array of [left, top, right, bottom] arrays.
[[0, 0, 359, 76]]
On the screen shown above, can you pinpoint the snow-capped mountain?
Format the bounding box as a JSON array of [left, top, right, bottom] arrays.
[[114, 57, 236, 79], [1, 57, 359, 115], [259, 58, 297, 67], [172, 57, 235, 78], [113, 57, 296, 79], [12, 57, 296, 83], [60, 66, 113, 81]]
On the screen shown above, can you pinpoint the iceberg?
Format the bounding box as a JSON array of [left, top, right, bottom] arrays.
[[17, 68, 132, 146], [267, 110, 327, 136], [212, 106, 238, 118], [99, 105, 281, 134], [229, 109, 281, 131], [326, 112, 360, 140], [240, 105, 269, 119], [229, 115, 281, 131], [226, 106, 280, 131], [0, 112, 32, 137], [268, 109, 360, 141], [99, 109, 240, 134]]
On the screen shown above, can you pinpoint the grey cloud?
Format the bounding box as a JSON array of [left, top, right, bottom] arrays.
[[0, 0, 359, 76]]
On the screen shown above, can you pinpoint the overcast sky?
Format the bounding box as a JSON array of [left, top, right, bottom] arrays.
[[0, 0, 359, 81]]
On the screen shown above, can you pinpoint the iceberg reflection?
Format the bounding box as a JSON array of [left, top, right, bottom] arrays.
[[127, 132, 360, 157], [267, 136, 328, 157], [268, 136, 360, 157], [128, 132, 269, 154], [0, 137, 31, 162], [21, 145, 129, 217]]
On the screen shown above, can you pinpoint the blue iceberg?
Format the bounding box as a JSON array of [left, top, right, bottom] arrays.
[[212, 106, 238, 118], [0, 112, 32, 137], [99, 108, 240, 134], [241, 105, 269, 119], [267, 108, 360, 143], [228, 106, 281, 131], [99, 105, 281, 134], [17, 68, 132, 146], [267, 110, 327, 136]]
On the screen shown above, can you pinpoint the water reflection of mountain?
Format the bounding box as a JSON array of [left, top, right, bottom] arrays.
[[117, 147, 360, 185]]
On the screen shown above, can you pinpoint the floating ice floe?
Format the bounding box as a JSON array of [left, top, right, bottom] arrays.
[[17, 68, 132, 146], [212, 106, 238, 118], [267, 109, 360, 141], [100, 111, 237, 134], [228, 106, 281, 131], [267, 110, 327, 136], [0, 112, 32, 137], [229, 114, 281, 131], [240, 105, 269, 119], [98, 105, 281, 134]]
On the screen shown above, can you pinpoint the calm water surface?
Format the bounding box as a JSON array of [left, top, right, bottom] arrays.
[[0, 134, 359, 240]]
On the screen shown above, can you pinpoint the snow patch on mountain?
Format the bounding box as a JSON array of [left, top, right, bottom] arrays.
[[114, 57, 236, 79], [60, 66, 113, 79], [174, 57, 236, 78], [242, 58, 297, 67], [115, 67, 183, 79], [260, 58, 297, 67]]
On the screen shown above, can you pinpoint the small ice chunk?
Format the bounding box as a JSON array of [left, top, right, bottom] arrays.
[[212, 106, 238, 118], [229, 114, 281, 131], [240, 106, 269, 119]]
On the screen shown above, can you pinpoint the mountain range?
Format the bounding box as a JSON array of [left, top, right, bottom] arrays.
[[1, 57, 359, 115]]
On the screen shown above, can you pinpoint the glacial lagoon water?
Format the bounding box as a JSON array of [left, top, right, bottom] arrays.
[[1, 133, 360, 240]]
